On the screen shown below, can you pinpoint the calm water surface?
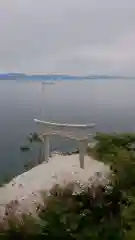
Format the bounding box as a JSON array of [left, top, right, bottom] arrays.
[[0, 79, 135, 179]]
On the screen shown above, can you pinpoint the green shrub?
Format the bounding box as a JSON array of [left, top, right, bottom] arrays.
[[0, 181, 125, 239]]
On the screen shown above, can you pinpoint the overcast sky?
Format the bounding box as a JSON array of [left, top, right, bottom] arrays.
[[0, 0, 135, 75]]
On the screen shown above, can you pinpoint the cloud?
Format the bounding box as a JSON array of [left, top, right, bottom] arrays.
[[0, 0, 135, 75]]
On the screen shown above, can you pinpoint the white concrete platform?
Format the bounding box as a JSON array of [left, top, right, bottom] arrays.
[[0, 154, 109, 217]]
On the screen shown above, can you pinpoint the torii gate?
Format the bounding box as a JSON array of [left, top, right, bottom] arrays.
[[34, 118, 96, 169]]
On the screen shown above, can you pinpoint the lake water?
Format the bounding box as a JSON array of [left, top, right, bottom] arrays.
[[0, 79, 135, 180]]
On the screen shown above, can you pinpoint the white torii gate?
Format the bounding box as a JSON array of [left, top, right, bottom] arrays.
[[34, 118, 96, 169]]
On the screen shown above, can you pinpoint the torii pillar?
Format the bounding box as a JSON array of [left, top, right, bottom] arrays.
[[44, 135, 50, 162], [79, 140, 86, 169]]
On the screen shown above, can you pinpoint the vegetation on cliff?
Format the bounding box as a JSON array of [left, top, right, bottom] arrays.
[[1, 133, 135, 239]]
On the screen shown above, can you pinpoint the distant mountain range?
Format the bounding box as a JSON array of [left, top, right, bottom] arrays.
[[0, 73, 134, 80]]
